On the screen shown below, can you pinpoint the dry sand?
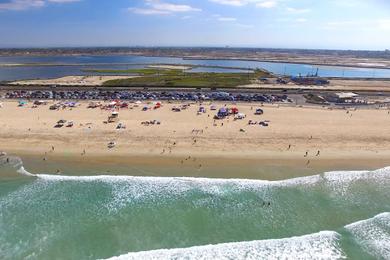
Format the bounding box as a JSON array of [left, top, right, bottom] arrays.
[[147, 65, 192, 70], [10, 76, 137, 86], [1, 100, 390, 165]]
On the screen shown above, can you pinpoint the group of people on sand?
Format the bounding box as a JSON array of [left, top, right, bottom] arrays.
[[286, 136, 322, 166], [180, 156, 202, 169]]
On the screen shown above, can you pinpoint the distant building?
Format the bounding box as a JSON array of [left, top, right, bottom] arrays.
[[290, 76, 329, 86], [325, 92, 358, 103]]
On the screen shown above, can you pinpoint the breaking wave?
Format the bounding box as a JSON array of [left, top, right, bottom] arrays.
[[1, 155, 390, 260], [105, 212, 390, 260], [345, 212, 390, 259], [105, 231, 345, 260]]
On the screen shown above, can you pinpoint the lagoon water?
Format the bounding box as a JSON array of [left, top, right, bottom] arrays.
[[0, 156, 389, 259], [1, 55, 390, 81]]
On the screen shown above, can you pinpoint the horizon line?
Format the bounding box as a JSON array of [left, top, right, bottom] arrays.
[[0, 46, 389, 52]]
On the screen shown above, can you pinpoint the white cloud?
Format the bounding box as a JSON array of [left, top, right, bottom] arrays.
[[0, 0, 44, 10], [129, 0, 201, 15], [324, 19, 390, 31], [256, 1, 278, 8], [218, 17, 237, 21], [48, 0, 80, 2], [296, 18, 307, 23], [209, 0, 248, 6], [286, 7, 311, 14], [0, 0, 80, 11], [212, 14, 237, 22], [378, 19, 390, 30], [235, 23, 255, 28], [210, 0, 278, 7]]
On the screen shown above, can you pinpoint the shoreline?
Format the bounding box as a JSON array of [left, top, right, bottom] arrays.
[[4, 150, 390, 181]]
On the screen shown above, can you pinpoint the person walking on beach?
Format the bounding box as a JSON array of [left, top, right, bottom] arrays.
[[316, 150, 320, 156], [304, 151, 308, 157]]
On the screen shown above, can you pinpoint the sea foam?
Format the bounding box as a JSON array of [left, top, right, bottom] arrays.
[[345, 212, 390, 259], [104, 231, 345, 260]]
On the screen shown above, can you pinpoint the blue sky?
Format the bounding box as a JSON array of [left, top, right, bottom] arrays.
[[0, 0, 389, 50]]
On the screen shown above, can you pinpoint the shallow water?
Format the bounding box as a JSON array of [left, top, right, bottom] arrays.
[[0, 156, 389, 259], [1, 55, 390, 81]]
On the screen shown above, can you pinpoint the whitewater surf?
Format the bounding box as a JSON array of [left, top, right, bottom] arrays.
[[0, 156, 389, 259]]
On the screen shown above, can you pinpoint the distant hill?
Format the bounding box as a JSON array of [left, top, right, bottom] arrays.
[[0, 47, 390, 59]]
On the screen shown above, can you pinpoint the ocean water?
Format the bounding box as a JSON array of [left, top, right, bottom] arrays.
[[0, 156, 389, 260], [1, 55, 390, 81]]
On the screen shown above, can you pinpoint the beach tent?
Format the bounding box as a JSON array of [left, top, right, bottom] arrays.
[[18, 100, 27, 107], [135, 101, 142, 104], [198, 107, 206, 113], [217, 107, 229, 118], [210, 105, 217, 111], [255, 108, 264, 115], [66, 102, 77, 108], [235, 113, 246, 120], [230, 107, 239, 114], [154, 102, 162, 109]]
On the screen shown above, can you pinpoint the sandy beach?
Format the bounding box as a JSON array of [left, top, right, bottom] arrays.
[[147, 65, 192, 70], [10, 75, 137, 86], [1, 100, 390, 176]]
